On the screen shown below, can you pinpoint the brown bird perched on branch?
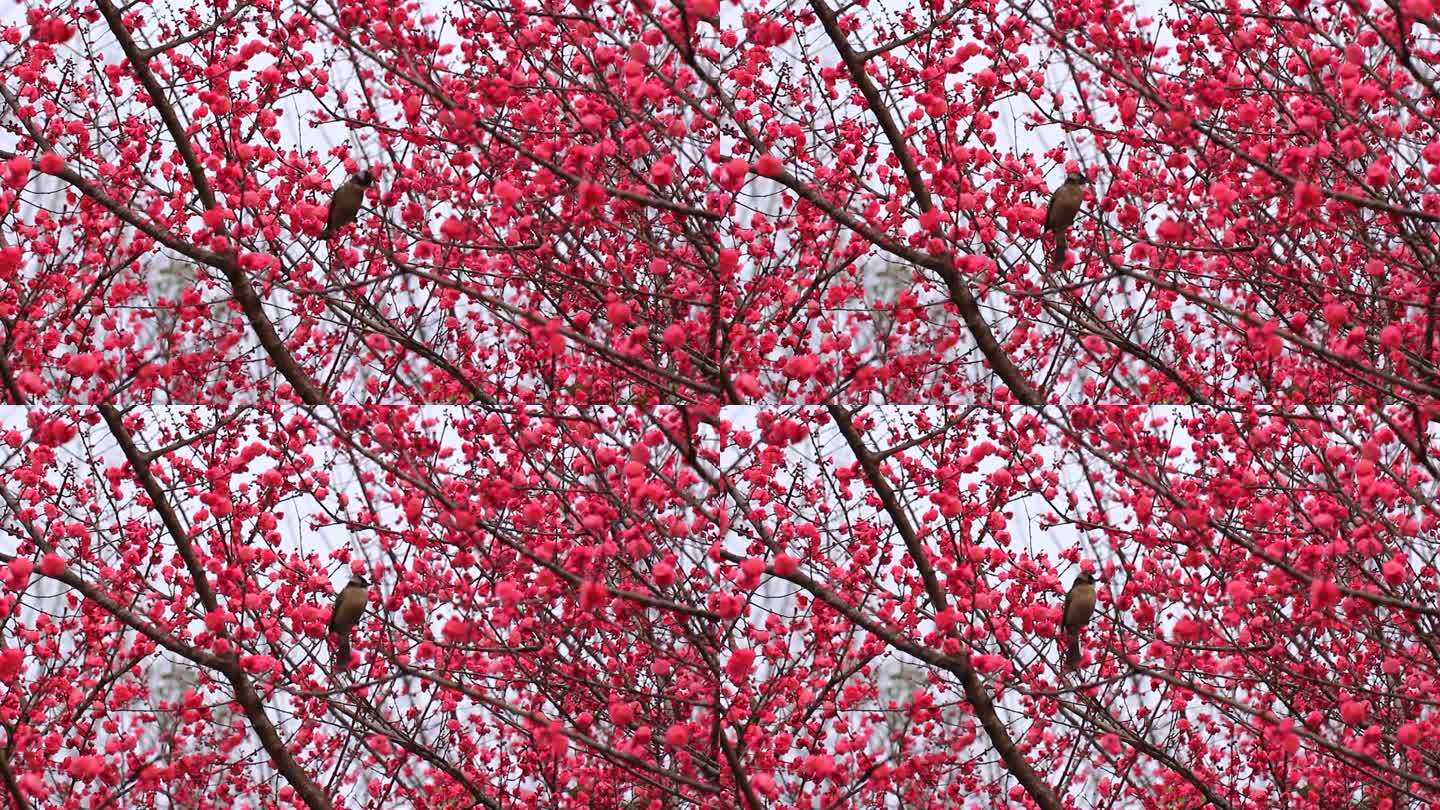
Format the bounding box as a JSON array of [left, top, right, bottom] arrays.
[[1060, 571, 1099, 669], [328, 572, 370, 670], [1044, 171, 1089, 266], [320, 169, 374, 240]]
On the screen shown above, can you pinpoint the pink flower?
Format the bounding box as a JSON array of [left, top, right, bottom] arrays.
[[0, 648, 23, 681], [65, 755, 105, 779], [662, 323, 686, 348], [610, 701, 635, 725], [201, 207, 233, 229], [783, 354, 819, 380], [973, 654, 1006, 673], [577, 181, 607, 209], [919, 207, 942, 232], [773, 553, 798, 576], [39, 554, 66, 576], [440, 216, 467, 240], [442, 617, 470, 641], [1309, 577, 1341, 611], [495, 581, 522, 608], [733, 373, 764, 398], [1398, 722, 1421, 745], [32, 18, 74, 44], [494, 180, 521, 204], [204, 609, 233, 633], [1339, 699, 1369, 725], [725, 648, 755, 682], [579, 580, 609, 611], [803, 754, 837, 779], [5, 156, 31, 188], [1293, 182, 1322, 211], [37, 152, 66, 174], [65, 353, 100, 377]]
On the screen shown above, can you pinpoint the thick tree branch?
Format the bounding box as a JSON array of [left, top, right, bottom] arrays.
[[810, 0, 1045, 407], [100, 405, 219, 613], [92, 410, 334, 809], [93, 0, 326, 405], [825, 405, 1064, 810]]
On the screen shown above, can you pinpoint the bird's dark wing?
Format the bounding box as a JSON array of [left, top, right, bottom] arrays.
[[1061, 585, 1075, 628], [1044, 192, 1058, 232], [328, 584, 357, 634], [325, 188, 350, 231]]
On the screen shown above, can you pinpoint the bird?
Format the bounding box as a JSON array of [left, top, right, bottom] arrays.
[[1044, 171, 1089, 266], [319, 169, 374, 240], [328, 572, 370, 670], [1060, 571, 1099, 669]]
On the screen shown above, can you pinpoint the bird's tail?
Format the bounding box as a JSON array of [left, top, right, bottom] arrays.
[[1063, 631, 1081, 669], [336, 637, 352, 670], [1050, 234, 1068, 266]]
